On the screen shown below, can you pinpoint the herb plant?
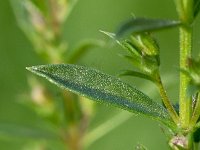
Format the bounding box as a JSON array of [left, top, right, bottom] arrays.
[[25, 0, 200, 149]]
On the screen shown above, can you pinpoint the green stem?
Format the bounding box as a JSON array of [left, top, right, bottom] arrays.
[[174, 0, 184, 20], [174, 0, 194, 24], [179, 25, 192, 129], [156, 75, 179, 124], [182, 0, 194, 24], [175, 0, 194, 132]]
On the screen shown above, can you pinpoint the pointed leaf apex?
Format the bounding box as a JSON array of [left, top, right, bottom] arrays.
[[26, 65, 47, 77], [26, 66, 40, 72], [100, 30, 116, 39], [26, 66, 35, 72]]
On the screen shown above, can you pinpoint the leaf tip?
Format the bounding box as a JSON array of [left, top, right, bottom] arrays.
[[26, 66, 42, 75], [26, 66, 36, 71], [99, 30, 116, 39]]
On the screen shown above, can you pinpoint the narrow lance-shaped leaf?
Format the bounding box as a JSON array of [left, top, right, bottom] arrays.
[[26, 64, 174, 127], [116, 18, 181, 38]]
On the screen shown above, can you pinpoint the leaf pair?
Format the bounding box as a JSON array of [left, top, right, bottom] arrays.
[[27, 64, 174, 128]]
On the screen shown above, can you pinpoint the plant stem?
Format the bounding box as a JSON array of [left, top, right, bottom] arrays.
[[179, 25, 192, 129], [175, 0, 194, 129], [182, 0, 194, 24], [174, 0, 194, 24], [174, 0, 184, 20], [156, 75, 179, 124]]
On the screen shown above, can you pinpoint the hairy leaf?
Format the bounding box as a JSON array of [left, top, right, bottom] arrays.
[[116, 18, 181, 38], [26, 64, 173, 126]]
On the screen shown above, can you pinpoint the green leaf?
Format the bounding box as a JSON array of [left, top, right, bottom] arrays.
[[116, 18, 181, 38], [26, 64, 174, 127], [0, 122, 58, 140], [118, 70, 155, 83], [120, 40, 142, 56], [100, 30, 140, 56], [194, 0, 200, 17], [100, 30, 116, 39]]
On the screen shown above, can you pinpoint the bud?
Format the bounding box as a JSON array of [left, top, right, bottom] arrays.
[[138, 33, 159, 56], [130, 33, 159, 56]]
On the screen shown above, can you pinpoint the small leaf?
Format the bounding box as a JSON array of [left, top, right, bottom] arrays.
[[118, 70, 155, 83], [27, 64, 174, 127], [116, 18, 181, 38], [100, 30, 116, 39], [120, 40, 142, 56], [100, 30, 141, 56], [134, 33, 159, 56]]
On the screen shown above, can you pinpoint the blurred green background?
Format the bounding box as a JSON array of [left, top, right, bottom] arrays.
[[0, 0, 200, 149]]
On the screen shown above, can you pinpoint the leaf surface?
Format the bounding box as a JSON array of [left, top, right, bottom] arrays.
[[116, 18, 181, 38], [27, 64, 173, 126]]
